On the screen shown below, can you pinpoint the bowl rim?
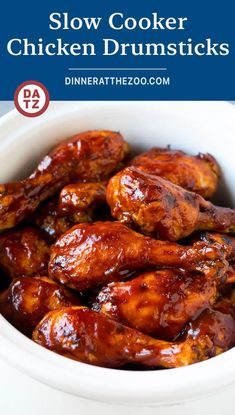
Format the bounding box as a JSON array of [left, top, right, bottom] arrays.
[[0, 100, 235, 406]]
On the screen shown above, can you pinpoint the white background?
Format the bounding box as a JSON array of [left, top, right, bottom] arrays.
[[1, 101, 235, 117]]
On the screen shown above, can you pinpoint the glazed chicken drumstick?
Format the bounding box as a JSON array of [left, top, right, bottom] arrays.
[[196, 232, 235, 261], [0, 276, 80, 336], [0, 227, 50, 279], [194, 232, 235, 283], [0, 131, 129, 230], [107, 167, 235, 241], [49, 221, 223, 291], [32, 304, 235, 369], [94, 261, 229, 340], [131, 147, 220, 198], [33, 197, 72, 241], [33, 181, 107, 241], [58, 181, 107, 222]]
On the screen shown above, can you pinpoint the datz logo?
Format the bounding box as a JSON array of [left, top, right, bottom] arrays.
[[6, 11, 230, 57], [14, 81, 50, 117]]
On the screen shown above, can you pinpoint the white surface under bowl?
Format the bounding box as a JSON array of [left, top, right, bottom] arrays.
[[0, 101, 235, 414]]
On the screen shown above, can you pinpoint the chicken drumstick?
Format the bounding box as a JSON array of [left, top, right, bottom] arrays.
[[0, 131, 129, 230], [0, 227, 50, 279], [94, 262, 227, 340], [32, 305, 235, 369], [196, 232, 235, 261], [0, 276, 80, 335], [131, 147, 219, 198], [49, 221, 223, 291], [58, 181, 107, 223], [107, 167, 235, 241]]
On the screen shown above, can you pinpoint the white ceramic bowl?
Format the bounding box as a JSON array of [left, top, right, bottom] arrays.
[[0, 101, 235, 414]]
